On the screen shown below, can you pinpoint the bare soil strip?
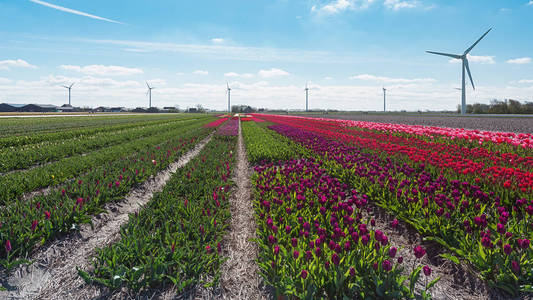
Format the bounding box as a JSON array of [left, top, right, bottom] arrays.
[[0, 134, 213, 300], [219, 120, 266, 300], [363, 204, 508, 300]]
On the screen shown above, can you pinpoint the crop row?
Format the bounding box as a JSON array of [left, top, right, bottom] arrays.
[[79, 135, 237, 293], [0, 124, 213, 263], [266, 121, 532, 294], [0, 114, 185, 137], [241, 121, 306, 164], [0, 118, 211, 204], [0, 117, 209, 173], [0, 115, 203, 149], [216, 118, 239, 136]]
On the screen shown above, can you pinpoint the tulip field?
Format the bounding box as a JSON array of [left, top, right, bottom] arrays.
[[248, 114, 532, 298], [0, 113, 531, 299]]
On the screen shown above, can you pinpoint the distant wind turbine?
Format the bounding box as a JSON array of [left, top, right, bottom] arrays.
[[382, 87, 387, 112], [226, 82, 231, 114], [305, 82, 309, 112], [62, 82, 75, 106], [426, 28, 492, 115], [146, 81, 155, 108]]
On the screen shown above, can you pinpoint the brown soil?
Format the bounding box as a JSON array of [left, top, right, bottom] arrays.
[[218, 119, 267, 300], [0, 134, 213, 300]]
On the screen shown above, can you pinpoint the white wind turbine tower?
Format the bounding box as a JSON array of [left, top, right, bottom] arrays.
[[62, 83, 75, 106], [382, 87, 387, 112], [426, 28, 492, 115], [226, 82, 231, 114], [146, 81, 155, 108], [305, 82, 309, 112]]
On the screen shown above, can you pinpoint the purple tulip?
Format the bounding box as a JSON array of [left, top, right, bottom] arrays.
[[293, 250, 300, 259], [511, 260, 520, 274], [382, 260, 392, 272], [331, 253, 340, 266], [423, 265, 431, 276], [5, 240, 11, 253], [503, 244, 512, 255], [413, 245, 426, 259], [389, 247, 397, 258]]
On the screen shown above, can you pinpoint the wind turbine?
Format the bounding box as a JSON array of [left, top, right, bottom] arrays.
[[146, 81, 155, 108], [226, 82, 231, 114], [62, 83, 75, 106], [382, 87, 387, 112], [305, 82, 309, 112], [426, 28, 492, 115]]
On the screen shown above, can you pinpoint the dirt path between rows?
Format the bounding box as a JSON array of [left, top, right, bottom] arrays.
[[218, 120, 266, 300], [0, 134, 213, 300]]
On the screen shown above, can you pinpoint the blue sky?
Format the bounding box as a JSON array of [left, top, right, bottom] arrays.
[[1, 0, 532, 111]]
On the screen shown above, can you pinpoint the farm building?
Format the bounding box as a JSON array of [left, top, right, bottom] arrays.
[[92, 106, 127, 113], [20, 104, 57, 112], [0, 103, 26, 112], [58, 104, 76, 112]]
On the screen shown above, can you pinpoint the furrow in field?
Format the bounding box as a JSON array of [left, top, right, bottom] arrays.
[[0, 134, 214, 300], [219, 119, 266, 299]]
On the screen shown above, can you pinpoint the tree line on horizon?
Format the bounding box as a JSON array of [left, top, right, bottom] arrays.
[[460, 99, 533, 114]]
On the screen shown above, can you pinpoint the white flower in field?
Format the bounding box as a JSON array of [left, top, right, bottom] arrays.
[[113, 275, 121, 280]]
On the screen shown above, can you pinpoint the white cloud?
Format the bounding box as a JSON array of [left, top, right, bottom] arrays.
[[528, 1, 533, 5], [224, 72, 254, 78], [518, 79, 533, 84], [0, 78, 12, 84], [383, 0, 419, 10], [59, 65, 143, 76], [122, 48, 151, 53], [211, 38, 224, 44], [29, 0, 123, 24], [258, 68, 290, 78], [193, 70, 209, 75], [146, 78, 167, 86], [349, 74, 436, 83], [506, 57, 531, 64], [79, 38, 354, 63], [0, 59, 37, 70], [39, 75, 140, 88], [311, 0, 375, 14], [449, 55, 495, 64]]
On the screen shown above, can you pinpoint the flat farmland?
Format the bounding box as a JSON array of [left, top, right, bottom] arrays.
[[299, 113, 533, 134], [0, 113, 531, 299]]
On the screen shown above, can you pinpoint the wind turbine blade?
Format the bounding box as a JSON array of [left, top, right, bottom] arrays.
[[62, 85, 69, 88], [146, 81, 151, 89], [69, 83, 75, 88], [464, 28, 492, 55], [426, 51, 462, 59], [226, 81, 229, 90], [464, 59, 475, 90]]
